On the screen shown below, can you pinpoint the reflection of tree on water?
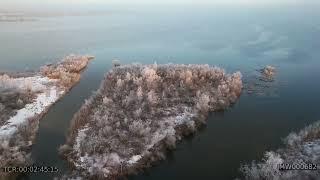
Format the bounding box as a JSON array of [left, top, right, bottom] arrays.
[[243, 65, 279, 97]]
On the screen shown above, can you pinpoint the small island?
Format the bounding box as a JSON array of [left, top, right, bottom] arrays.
[[0, 55, 94, 177], [60, 63, 243, 179]]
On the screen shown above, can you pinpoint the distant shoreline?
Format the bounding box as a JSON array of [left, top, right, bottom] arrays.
[[0, 12, 38, 21]]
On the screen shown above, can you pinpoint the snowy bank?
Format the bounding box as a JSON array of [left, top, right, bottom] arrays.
[[0, 76, 60, 137], [61, 63, 242, 179], [0, 55, 94, 177], [239, 120, 320, 180]]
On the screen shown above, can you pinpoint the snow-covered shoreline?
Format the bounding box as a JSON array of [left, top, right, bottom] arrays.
[[0, 55, 94, 177], [0, 77, 63, 137]]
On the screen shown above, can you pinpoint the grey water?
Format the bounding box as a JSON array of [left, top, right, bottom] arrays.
[[1, 4, 320, 180]]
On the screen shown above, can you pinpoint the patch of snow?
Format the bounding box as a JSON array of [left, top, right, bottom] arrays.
[[0, 76, 63, 138], [302, 139, 320, 162], [173, 108, 194, 125], [75, 152, 120, 177], [0, 75, 54, 92], [127, 155, 142, 164]]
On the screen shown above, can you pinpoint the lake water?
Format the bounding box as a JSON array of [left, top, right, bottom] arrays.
[[1, 4, 320, 180]]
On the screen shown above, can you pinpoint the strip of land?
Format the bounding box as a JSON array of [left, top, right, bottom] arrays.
[[60, 63, 242, 179], [0, 55, 94, 177]]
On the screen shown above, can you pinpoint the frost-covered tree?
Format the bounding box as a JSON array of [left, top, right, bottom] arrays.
[[136, 86, 143, 99], [40, 55, 93, 88], [147, 90, 158, 105], [239, 120, 320, 180], [196, 93, 210, 112], [62, 63, 243, 179]]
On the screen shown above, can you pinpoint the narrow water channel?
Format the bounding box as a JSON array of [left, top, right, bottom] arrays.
[[16, 60, 106, 180]]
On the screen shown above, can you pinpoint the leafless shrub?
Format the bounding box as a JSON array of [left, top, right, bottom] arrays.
[[261, 65, 276, 81]]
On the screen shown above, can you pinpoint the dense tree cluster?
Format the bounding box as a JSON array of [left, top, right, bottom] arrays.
[[40, 55, 94, 87], [240, 121, 320, 180], [62, 63, 242, 179]]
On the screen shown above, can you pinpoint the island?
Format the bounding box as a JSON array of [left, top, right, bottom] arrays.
[[60, 63, 243, 179]]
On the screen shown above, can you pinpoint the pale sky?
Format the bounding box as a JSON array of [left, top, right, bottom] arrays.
[[1, 0, 318, 12], [2, 0, 317, 5]]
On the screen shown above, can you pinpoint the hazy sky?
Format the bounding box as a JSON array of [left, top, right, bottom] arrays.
[[2, 0, 318, 5], [1, 0, 318, 12]]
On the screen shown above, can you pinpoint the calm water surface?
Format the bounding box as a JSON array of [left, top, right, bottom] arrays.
[[1, 5, 319, 180]]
